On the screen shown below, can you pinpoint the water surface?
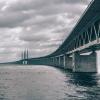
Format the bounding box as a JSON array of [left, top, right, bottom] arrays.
[[0, 65, 100, 100]]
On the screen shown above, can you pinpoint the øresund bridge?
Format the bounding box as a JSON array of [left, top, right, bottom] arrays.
[[12, 0, 100, 72]]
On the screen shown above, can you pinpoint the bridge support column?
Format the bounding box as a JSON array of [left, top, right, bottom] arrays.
[[72, 52, 97, 72], [63, 55, 66, 69], [50, 57, 54, 66], [56, 57, 59, 66], [54, 57, 59, 66], [65, 55, 73, 70], [52, 57, 55, 66], [22, 60, 28, 65], [54, 57, 57, 66], [58, 56, 60, 67], [59, 55, 64, 68]]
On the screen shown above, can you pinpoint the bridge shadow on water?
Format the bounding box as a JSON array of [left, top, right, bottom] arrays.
[[66, 72, 98, 87], [51, 65, 100, 87], [53, 66, 100, 100]]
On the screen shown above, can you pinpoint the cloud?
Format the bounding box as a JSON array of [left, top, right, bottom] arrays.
[[0, 0, 91, 62], [4, 0, 90, 12], [0, 12, 31, 28]]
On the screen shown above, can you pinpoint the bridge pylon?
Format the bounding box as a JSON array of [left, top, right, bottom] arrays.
[[21, 49, 29, 65]]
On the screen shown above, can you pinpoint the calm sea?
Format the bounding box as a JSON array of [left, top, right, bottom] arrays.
[[0, 65, 100, 100]]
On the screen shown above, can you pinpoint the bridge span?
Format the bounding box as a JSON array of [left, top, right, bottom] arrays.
[[17, 0, 100, 72]]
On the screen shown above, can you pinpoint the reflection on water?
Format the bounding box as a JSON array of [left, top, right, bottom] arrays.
[[67, 73, 98, 87], [0, 65, 100, 100]]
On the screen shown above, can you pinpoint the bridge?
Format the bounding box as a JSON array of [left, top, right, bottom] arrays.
[[15, 0, 100, 72]]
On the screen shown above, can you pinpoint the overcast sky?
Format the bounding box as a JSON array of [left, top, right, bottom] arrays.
[[0, 0, 91, 62]]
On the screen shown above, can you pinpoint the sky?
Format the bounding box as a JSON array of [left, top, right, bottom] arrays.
[[0, 0, 92, 62]]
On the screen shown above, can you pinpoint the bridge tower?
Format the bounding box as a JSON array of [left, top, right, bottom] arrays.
[[22, 49, 29, 65]]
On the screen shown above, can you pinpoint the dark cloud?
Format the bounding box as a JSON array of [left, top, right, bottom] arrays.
[[19, 34, 50, 42], [0, 12, 31, 28], [5, 0, 90, 12], [0, 0, 89, 28]]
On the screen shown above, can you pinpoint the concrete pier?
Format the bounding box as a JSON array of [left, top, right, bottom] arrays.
[[56, 57, 60, 67], [54, 57, 59, 67], [63, 55, 66, 69], [59, 55, 64, 68], [72, 52, 97, 72], [65, 55, 73, 70]]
